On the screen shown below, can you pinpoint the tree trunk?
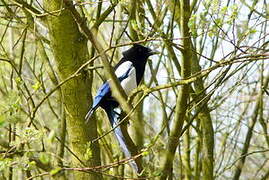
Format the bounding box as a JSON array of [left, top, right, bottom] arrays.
[[190, 44, 214, 180], [44, 1, 101, 179]]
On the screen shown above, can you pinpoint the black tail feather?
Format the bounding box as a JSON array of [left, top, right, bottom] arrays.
[[105, 107, 139, 173]]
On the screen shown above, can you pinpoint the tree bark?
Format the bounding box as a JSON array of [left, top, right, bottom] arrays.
[[190, 44, 214, 180], [44, 1, 101, 179]]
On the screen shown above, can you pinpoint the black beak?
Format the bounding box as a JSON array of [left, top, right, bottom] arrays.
[[148, 48, 159, 56]]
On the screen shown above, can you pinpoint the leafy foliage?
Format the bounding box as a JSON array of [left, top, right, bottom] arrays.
[[0, 0, 268, 179]]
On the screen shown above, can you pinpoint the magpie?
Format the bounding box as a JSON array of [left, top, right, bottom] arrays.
[[85, 44, 157, 172]]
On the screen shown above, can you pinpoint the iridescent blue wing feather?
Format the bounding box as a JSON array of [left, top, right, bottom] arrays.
[[85, 61, 135, 122], [85, 82, 110, 122]]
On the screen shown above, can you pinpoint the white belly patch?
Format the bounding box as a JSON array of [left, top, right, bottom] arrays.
[[120, 67, 137, 95]]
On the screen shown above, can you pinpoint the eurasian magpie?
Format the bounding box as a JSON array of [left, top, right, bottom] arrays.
[[85, 44, 157, 172]]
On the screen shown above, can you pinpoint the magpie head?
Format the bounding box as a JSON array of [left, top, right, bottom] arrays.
[[123, 44, 157, 61]]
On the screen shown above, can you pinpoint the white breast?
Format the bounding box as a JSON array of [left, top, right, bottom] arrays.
[[120, 67, 137, 95], [114, 61, 137, 95], [115, 61, 133, 77]]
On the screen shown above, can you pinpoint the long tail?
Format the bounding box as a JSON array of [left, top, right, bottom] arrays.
[[105, 107, 139, 173]]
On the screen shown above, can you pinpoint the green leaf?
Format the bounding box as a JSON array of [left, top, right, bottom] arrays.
[[0, 114, 5, 127], [39, 152, 50, 165], [0, 158, 12, 171], [188, 15, 198, 37], [84, 143, 93, 160], [27, 161, 36, 170], [50, 167, 62, 176], [153, 170, 163, 177], [15, 77, 22, 85], [32, 81, 41, 91], [141, 151, 149, 156], [130, 19, 139, 31], [220, 7, 228, 14], [47, 130, 55, 144], [208, 31, 214, 38]]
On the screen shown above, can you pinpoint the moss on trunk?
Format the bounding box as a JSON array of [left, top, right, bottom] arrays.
[[44, 1, 101, 179]]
